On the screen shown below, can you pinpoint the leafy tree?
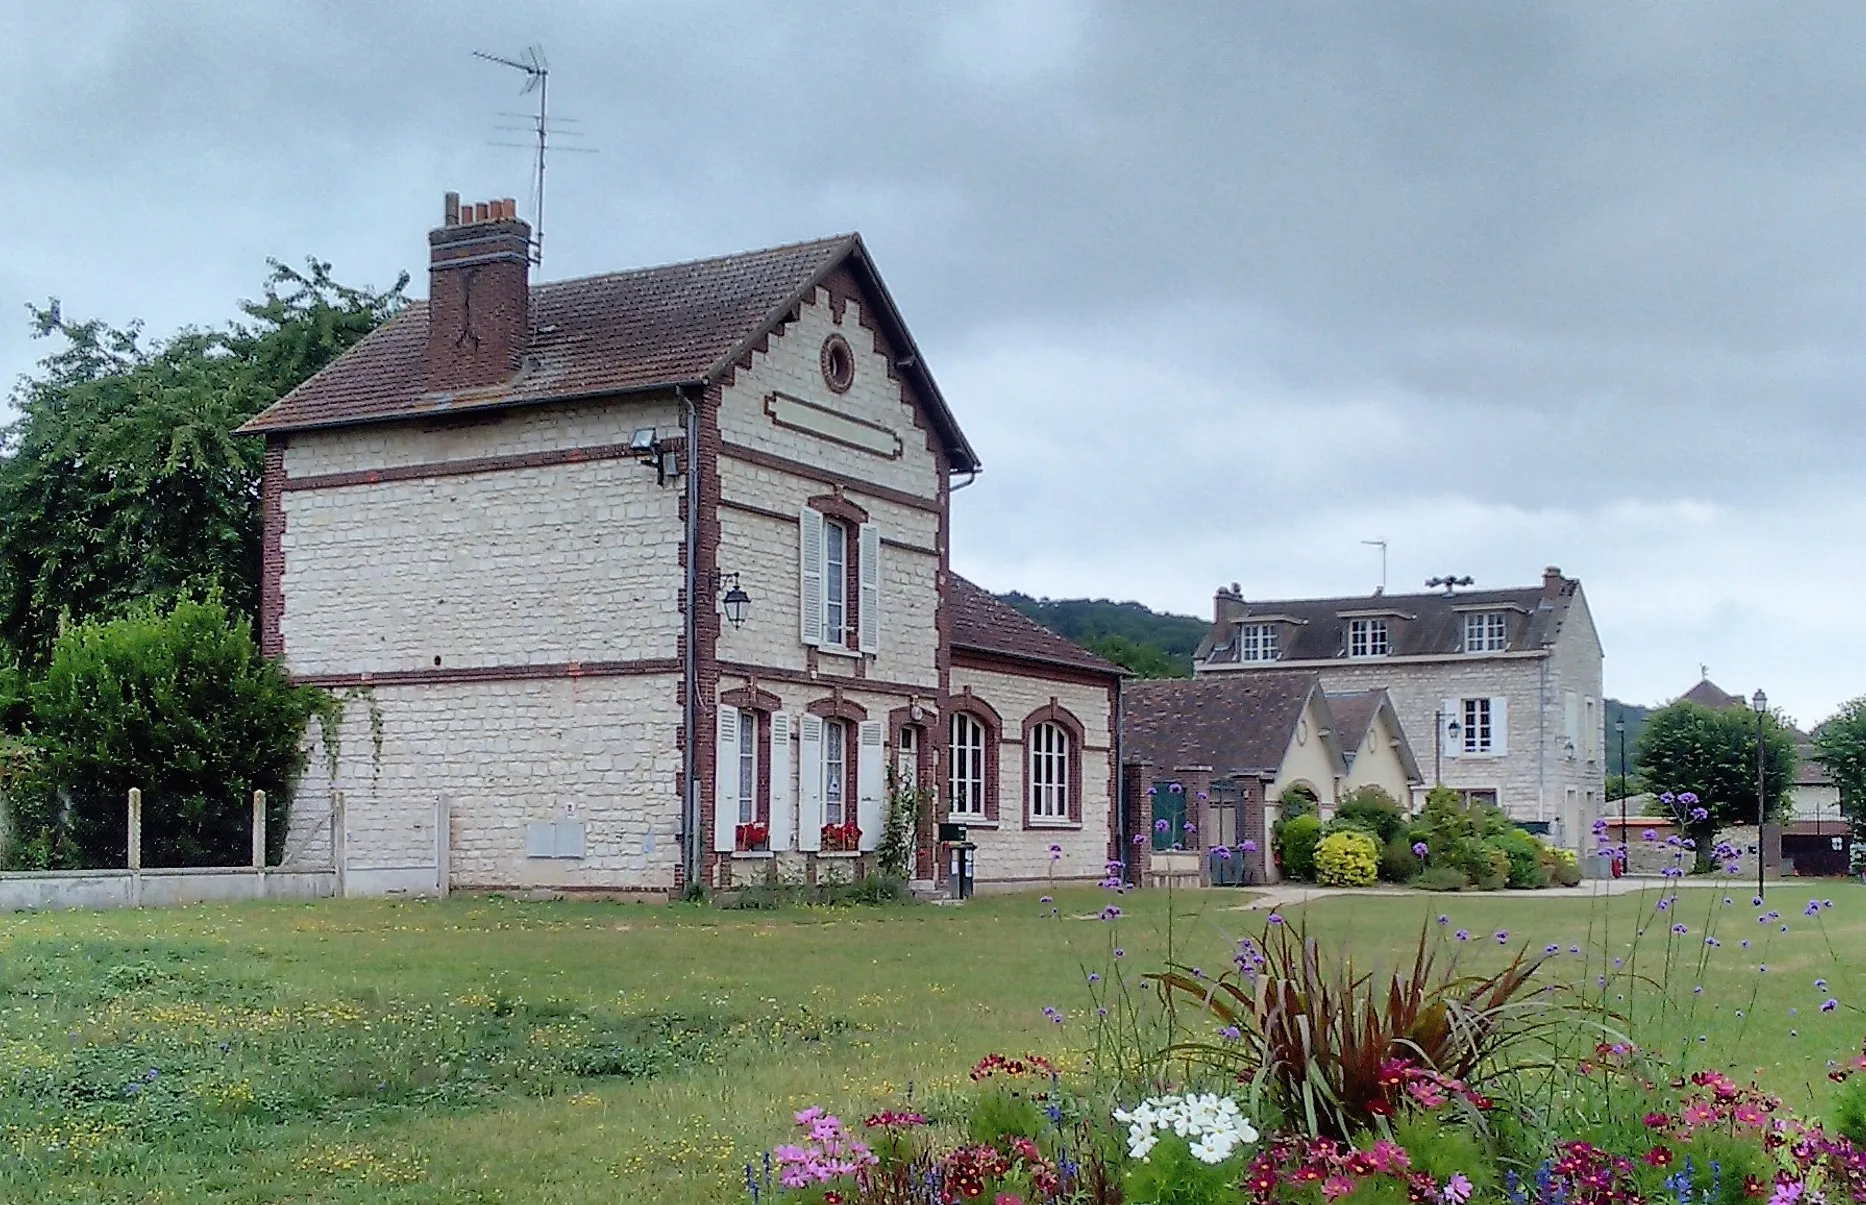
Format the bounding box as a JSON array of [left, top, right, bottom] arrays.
[[1813, 697, 1866, 824], [0, 259, 406, 661], [1333, 785, 1406, 843], [1634, 700, 1796, 868], [998, 593, 1208, 674], [1604, 698, 1650, 778], [6, 595, 333, 869], [1081, 634, 1188, 679]]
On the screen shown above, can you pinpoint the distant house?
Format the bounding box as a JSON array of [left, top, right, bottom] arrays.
[[1120, 671, 1419, 884], [1191, 569, 1605, 850]]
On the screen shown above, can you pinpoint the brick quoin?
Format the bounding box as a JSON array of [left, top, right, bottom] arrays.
[[260, 440, 287, 658]]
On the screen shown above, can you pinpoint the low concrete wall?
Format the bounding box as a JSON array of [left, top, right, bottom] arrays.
[[0, 867, 337, 912]]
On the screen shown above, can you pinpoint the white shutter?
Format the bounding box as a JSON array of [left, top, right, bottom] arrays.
[[798, 714, 824, 851], [1491, 696, 1509, 758], [1442, 699, 1461, 760], [1564, 692, 1579, 749], [857, 720, 885, 851], [714, 705, 740, 853], [555, 822, 586, 859], [526, 822, 556, 858], [769, 712, 794, 851], [799, 507, 825, 647], [858, 523, 881, 655]]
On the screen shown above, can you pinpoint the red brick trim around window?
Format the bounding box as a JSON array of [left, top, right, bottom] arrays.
[[806, 695, 869, 723], [806, 493, 870, 525], [718, 442, 942, 516], [946, 692, 1002, 825], [1021, 700, 1086, 829], [720, 684, 783, 713]]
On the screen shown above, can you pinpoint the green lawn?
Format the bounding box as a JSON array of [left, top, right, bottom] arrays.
[[3, 882, 1862, 1203]]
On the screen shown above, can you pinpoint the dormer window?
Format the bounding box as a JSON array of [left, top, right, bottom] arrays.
[[1348, 617, 1390, 658], [1463, 611, 1508, 653], [1240, 623, 1279, 662]]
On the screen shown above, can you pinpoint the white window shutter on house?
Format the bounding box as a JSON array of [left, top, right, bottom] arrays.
[[769, 712, 794, 851], [1442, 699, 1461, 759], [858, 523, 881, 655], [798, 714, 824, 850], [713, 705, 739, 853], [1564, 692, 1579, 748], [857, 720, 885, 851], [1491, 697, 1509, 757], [799, 507, 825, 647]]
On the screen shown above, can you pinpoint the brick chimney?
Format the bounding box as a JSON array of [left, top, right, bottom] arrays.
[[1542, 565, 1566, 602], [426, 193, 531, 393], [1215, 582, 1246, 625]]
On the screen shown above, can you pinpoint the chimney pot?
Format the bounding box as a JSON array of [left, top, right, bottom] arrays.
[[503, 197, 517, 220], [474, 201, 490, 222], [1542, 566, 1565, 600], [444, 191, 460, 226], [1214, 585, 1246, 626]]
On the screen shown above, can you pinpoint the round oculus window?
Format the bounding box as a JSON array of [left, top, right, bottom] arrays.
[[820, 333, 855, 393]]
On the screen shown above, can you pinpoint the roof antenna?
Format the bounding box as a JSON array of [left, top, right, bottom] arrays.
[[1360, 539, 1387, 595], [1426, 575, 1474, 596], [475, 45, 593, 269]]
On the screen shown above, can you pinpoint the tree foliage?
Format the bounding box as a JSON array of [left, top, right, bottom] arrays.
[[1813, 697, 1866, 823], [0, 259, 406, 661], [5, 595, 333, 869], [997, 592, 1208, 675], [1634, 700, 1797, 864], [1081, 634, 1188, 679]]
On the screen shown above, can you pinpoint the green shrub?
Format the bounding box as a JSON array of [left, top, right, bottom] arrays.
[[1315, 829, 1379, 887], [1334, 785, 1407, 843], [1278, 783, 1319, 821], [1279, 813, 1322, 881], [1835, 1074, 1866, 1145], [1541, 845, 1582, 887], [1489, 829, 1549, 889], [0, 658, 25, 731], [1378, 835, 1421, 882], [1473, 846, 1511, 891], [7, 596, 333, 869], [1412, 865, 1470, 892]]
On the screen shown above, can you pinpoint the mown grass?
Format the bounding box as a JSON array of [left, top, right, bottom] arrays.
[[3, 881, 1864, 1203]]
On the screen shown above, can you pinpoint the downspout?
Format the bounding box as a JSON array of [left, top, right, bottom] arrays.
[[949, 468, 979, 493], [679, 385, 701, 890]]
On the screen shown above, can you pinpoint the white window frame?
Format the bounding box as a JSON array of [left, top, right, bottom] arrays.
[[823, 718, 847, 826], [1240, 623, 1279, 662], [1462, 612, 1508, 653], [1348, 618, 1390, 658], [823, 520, 848, 646], [737, 709, 758, 825], [949, 713, 986, 818], [1028, 721, 1070, 822], [1461, 697, 1493, 754]]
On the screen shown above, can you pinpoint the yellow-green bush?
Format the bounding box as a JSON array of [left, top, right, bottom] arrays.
[[1315, 829, 1380, 887]]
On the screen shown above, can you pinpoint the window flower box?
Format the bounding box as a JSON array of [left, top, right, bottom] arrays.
[[735, 822, 770, 853], [820, 821, 862, 853]]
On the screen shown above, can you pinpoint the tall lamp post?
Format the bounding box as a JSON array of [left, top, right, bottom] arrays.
[[1753, 689, 1768, 902], [1616, 719, 1628, 874]]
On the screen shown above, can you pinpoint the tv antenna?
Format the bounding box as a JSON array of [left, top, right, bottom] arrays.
[[474, 45, 594, 268], [1426, 574, 1474, 596], [1360, 539, 1387, 594]]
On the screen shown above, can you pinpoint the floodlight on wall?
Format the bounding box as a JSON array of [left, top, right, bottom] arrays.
[[629, 427, 680, 486], [629, 427, 657, 452]]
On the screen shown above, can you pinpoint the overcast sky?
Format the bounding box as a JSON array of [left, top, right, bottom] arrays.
[[3, 2, 1861, 725]]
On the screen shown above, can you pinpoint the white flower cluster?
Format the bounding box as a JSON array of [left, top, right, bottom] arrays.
[[1113, 1093, 1259, 1165]]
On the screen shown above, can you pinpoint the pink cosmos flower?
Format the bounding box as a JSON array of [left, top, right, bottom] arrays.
[[1442, 1172, 1474, 1205]]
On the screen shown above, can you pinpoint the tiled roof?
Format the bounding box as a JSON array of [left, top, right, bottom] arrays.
[[239, 234, 980, 470], [947, 576, 1122, 676], [1123, 671, 1326, 775], [1679, 679, 1748, 710], [1198, 580, 1576, 665], [1326, 688, 1425, 783]]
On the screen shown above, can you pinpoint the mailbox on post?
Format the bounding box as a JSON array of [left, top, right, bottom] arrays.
[[938, 822, 976, 900]]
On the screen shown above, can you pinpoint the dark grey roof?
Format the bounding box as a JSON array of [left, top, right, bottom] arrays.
[[1197, 578, 1578, 665], [1122, 671, 1334, 775], [1327, 689, 1425, 784], [948, 576, 1122, 676]]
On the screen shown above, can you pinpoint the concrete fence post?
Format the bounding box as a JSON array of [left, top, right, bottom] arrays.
[[126, 788, 142, 871], [252, 789, 267, 870]]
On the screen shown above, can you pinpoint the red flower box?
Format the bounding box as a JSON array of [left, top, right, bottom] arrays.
[[820, 820, 862, 853], [735, 822, 769, 852]]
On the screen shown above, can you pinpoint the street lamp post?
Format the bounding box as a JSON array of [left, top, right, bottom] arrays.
[[1434, 708, 1443, 788], [1616, 719, 1628, 875], [1754, 689, 1768, 902]]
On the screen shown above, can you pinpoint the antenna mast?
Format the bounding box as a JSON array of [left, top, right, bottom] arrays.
[[1360, 539, 1387, 594], [474, 45, 549, 266]]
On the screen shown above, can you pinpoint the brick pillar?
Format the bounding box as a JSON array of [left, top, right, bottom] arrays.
[[1121, 760, 1151, 887], [1175, 767, 1215, 886], [1242, 776, 1273, 884]]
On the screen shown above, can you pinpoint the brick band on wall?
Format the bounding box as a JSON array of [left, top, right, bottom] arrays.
[[261, 439, 287, 658]]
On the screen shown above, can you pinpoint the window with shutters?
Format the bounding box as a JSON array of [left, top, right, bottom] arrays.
[[949, 713, 986, 818], [737, 709, 758, 824], [823, 719, 847, 826], [824, 520, 848, 646], [1348, 618, 1390, 658], [1462, 698, 1493, 754], [1028, 722, 1070, 821]]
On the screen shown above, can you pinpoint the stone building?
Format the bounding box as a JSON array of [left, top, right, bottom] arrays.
[[1191, 569, 1604, 849], [240, 194, 1120, 895]]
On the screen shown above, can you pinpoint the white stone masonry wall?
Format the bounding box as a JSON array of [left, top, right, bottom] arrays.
[[283, 398, 682, 478]]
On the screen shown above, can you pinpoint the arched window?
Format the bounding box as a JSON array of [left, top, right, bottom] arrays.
[[1028, 721, 1070, 821], [949, 713, 987, 818]]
